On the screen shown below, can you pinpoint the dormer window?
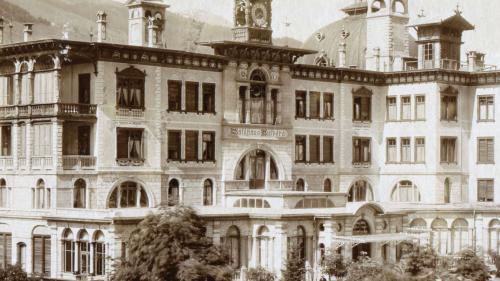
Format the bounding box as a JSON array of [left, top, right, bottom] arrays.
[[116, 67, 145, 110]]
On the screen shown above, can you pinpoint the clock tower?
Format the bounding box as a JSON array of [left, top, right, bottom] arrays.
[[233, 0, 273, 45]]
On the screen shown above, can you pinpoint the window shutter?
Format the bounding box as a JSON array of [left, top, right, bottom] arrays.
[[488, 139, 494, 162], [5, 234, 11, 267], [33, 237, 42, 273]]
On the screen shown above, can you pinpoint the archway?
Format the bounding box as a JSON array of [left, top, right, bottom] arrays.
[[235, 149, 279, 189], [352, 219, 371, 260]]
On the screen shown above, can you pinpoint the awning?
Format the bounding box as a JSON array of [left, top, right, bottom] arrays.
[[331, 233, 416, 247]]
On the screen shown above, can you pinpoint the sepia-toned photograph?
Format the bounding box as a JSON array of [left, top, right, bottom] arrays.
[[0, 0, 499, 280]]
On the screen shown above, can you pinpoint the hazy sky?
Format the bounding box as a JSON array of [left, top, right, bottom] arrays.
[[117, 0, 500, 65]]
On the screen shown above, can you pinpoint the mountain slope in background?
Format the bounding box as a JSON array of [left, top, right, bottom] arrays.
[[0, 0, 303, 54]]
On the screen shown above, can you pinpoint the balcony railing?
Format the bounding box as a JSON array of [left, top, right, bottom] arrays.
[[63, 156, 96, 170], [31, 156, 53, 169], [116, 108, 145, 118], [0, 157, 13, 170], [0, 103, 97, 119]]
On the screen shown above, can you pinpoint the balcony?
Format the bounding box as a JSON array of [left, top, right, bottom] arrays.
[[116, 108, 145, 119], [62, 156, 96, 170], [0, 157, 13, 170], [0, 103, 97, 120], [31, 156, 53, 169], [225, 180, 294, 191]]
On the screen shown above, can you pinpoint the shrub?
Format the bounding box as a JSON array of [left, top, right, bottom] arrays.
[[247, 267, 275, 281]]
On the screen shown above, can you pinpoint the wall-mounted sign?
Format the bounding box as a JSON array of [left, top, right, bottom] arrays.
[[225, 126, 289, 139]]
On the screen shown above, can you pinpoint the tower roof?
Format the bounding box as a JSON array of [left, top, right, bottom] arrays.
[[125, 0, 169, 8], [341, 1, 368, 16], [408, 12, 474, 31]]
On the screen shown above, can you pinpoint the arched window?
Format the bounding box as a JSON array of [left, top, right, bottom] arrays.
[[444, 178, 451, 203], [0, 179, 7, 208], [393, 0, 406, 14], [431, 218, 448, 255], [324, 179, 332, 192], [116, 66, 145, 110], [348, 180, 373, 202], [391, 181, 421, 202], [296, 178, 305, 191], [489, 219, 500, 254], [108, 181, 149, 208], [294, 198, 334, 209], [257, 226, 272, 269], [34, 179, 49, 209], [73, 179, 86, 208], [291, 226, 306, 260], [78, 230, 90, 274], [239, 69, 277, 125], [226, 226, 240, 268], [203, 179, 213, 206], [451, 219, 469, 254], [168, 179, 180, 206], [371, 0, 386, 12], [94, 231, 106, 276], [62, 229, 74, 273], [235, 149, 279, 189], [233, 198, 271, 208], [353, 219, 370, 235], [409, 218, 427, 231]]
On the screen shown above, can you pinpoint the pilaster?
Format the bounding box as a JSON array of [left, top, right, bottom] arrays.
[[52, 119, 63, 170]]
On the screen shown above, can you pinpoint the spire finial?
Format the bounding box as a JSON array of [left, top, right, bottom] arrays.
[[418, 9, 425, 18], [341, 25, 350, 41], [455, 3, 462, 14]]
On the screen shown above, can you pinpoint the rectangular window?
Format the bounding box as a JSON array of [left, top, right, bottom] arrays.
[[33, 124, 52, 156], [295, 135, 306, 162], [309, 92, 321, 119], [116, 76, 144, 109], [202, 83, 216, 113], [478, 138, 494, 164], [441, 95, 457, 121], [424, 43, 433, 61], [478, 96, 494, 121], [202, 132, 215, 162], [0, 126, 11, 156], [116, 128, 144, 160], [353, 137, 371, 164], [323, 136, 334, 163], [185, 82, 199, 113], [477, 179, 494, 202], [309, 135, 320, 163], [415, 138, 426, 163], [167, 131, 181, 161], [416, 95, 426, 120], [401, 138, 411, 162], [32, 235, 50, 275], [324, 93, 334, 119], [0, 233, 12, 268], [440, 137, 457, 163], [295, 91, 306, 118], [168, 80, 182, 112], [386, 97, 397, 121], [0, 76, 14, 106], [353, 96, 371, 121], [185, 131, 198, 161], [401, 96, 411, 120], [386, 138, 397, 163]]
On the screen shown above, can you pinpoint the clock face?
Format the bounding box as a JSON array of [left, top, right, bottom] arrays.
[[252, 3, 268, 27]]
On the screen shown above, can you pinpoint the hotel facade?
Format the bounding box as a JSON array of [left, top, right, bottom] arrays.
[[0, 0, 500, 280]]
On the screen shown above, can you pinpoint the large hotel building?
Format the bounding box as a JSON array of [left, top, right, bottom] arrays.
[[0, 0, 499, 280]]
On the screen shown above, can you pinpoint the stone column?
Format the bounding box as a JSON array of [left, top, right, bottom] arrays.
[[50, 226, 58, 278], [274, 224, 287, 278], [265, 88, 272, 124], [52, 120, 63, 170], [305, 136, 310, 163], [12, 122, 18, 169], [198, 83, 203, 112], [264, 153, 270, 190], [13, 73, 20, 105], [181, 81, 186, 112], [197, 130, 203, 161], [276, 89, 282, 125], [475, 216, 484, 256], [245, 87, 251, 124], [180, 130, 185, 160], [53, 69, 61, 103], [26, 121, 32, 170], [319, 92, 324, 119], [434, 42, 441, 69], [319, 136, 324, 163], [305, 91, 310, 118], [27, 72, 34, 104]]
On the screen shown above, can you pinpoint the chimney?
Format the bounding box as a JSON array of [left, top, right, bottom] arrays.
[[338, 42, 347, 68], [96, 11, 107, 42], [23, 23, 33, 42], [467, 51, 485, 72], [0, 17, 4, 45]]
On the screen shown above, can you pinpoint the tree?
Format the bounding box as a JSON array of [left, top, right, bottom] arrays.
[[403, 245, 438, 277], [282, 245, 305, 281], [322, 250, 347, 280], [247, 267, 275, 281], [0, 264, 36, 281], [112, 206, 233, 281], [452, 249, 490, 281], [344, 254, 401, 281]]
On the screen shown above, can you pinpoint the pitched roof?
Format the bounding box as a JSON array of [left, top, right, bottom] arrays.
[[408, 12, 474, 31], [341, 1, 368, 16]]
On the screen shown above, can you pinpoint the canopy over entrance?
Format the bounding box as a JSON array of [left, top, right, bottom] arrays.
[[331, 233, 415, 247]]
